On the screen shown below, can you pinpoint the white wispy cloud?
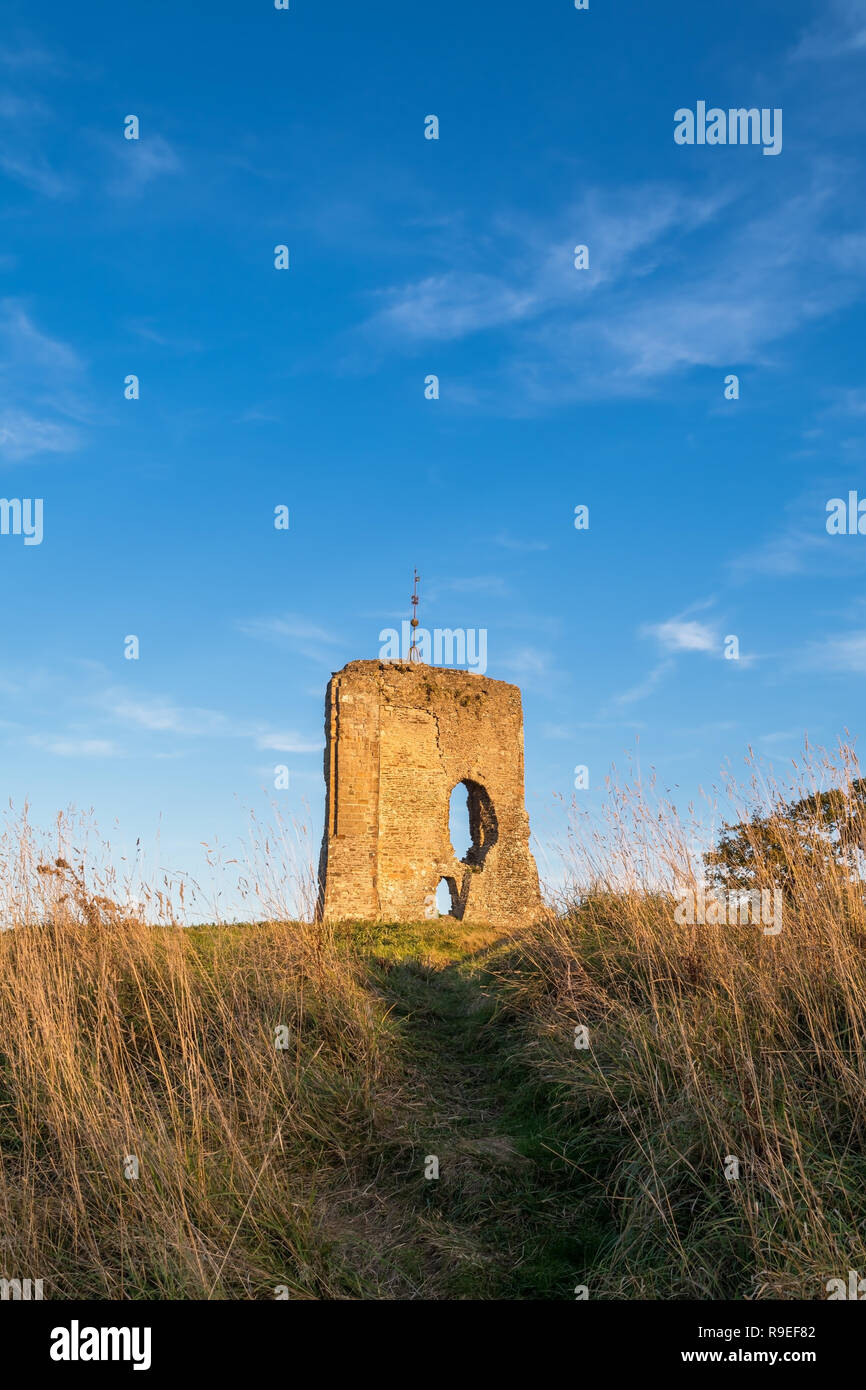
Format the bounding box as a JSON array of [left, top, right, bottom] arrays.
[[806, 630, 866, 672], [107, 133, 182, 198], [28, 735, 118, 758], [790, 0, 866, 60], [356, 172, 866, 410], [103, 694, 227, 735], [254, 731, 321, 753], [238, 615, 344, 664], [644, 618, 718, 654], [600, 605, 741, 715], [607, 659, 674, 710], [540, 722, 573, 741], [730, 526, 833, 579], [0, 409, 79, 460], [498, 646, 562, 690], [0, 149, 71, 198], [759, 730, 806, 747], [0, 304, 86, 461], [729, 483, 866, 581], [0, 303, 81, 370], [370, 271, 537, 342], [494, 531, 550, 553], [96, 688, 322, 753], [128, 319, 204, 353], [0, 41, 61, 71], [500, 646, 550, 675], [819, 386, 866, 420], [0, 70, 73, 198], [362, 184, 720, 353]]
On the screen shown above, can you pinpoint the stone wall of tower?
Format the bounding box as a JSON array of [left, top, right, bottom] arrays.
[[317, 660, 543, 927]]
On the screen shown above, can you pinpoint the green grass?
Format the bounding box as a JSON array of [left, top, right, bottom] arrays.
[[0, 907, 606, 1300], [322, 920, 606, 1299], [6, 877, 866, 1299]]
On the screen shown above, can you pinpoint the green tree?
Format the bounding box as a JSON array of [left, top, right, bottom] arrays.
[[703, 778, 866, 893]]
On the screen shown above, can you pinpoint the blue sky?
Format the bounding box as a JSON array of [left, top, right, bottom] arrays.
[[1, 0, 865, 916]]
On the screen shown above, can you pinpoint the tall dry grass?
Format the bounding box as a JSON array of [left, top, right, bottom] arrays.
[[3, 744, 866, 1301], [0, 812, 399, 1299], [500, 743, 866, 1298]]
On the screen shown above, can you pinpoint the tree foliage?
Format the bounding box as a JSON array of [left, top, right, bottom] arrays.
[[704, 778, 866, 893]]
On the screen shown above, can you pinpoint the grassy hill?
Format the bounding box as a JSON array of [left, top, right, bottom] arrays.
[[2, 758, 866, 1299], [0, 909, 593, 1299]]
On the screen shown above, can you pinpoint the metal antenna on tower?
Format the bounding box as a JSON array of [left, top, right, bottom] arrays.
[[409, 569, 421, 662]]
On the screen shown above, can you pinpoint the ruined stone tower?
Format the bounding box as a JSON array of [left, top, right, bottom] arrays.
[[316, 660, 543, 927]]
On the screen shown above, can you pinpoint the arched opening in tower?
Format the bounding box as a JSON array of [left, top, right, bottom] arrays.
[[435, 876, 459, 917], [449, 779, 498, 867]]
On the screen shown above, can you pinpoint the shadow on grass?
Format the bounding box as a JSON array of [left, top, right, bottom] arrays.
[[332, 920, 614, 1299]]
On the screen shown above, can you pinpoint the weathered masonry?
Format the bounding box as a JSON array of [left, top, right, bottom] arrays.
[[316, 660, 543, 927]]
